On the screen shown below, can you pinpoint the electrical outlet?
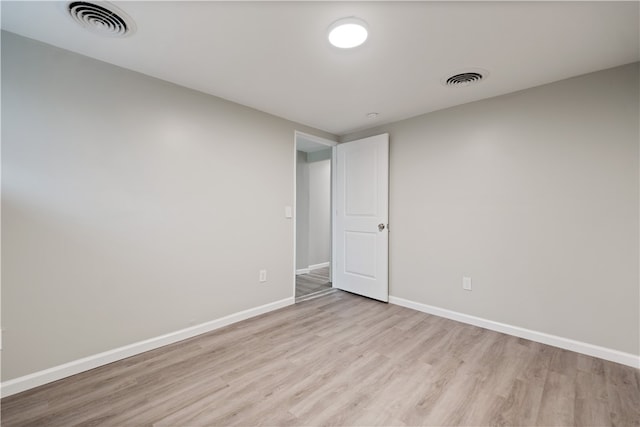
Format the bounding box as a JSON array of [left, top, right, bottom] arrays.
[[463, 276, 472, 291], [259, 270, 267, 282]]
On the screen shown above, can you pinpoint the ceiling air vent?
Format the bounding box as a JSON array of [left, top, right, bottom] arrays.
[[442, 69, 488, 87], [67, 1, 135, 37]]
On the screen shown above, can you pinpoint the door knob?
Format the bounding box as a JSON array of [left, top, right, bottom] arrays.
[[378, 223, 386, 231]]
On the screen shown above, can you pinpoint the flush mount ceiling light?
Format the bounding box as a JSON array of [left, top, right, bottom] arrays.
[[328, 17, 368, 49], [67, 1, 135, 37], [366, 112, 379, 119]]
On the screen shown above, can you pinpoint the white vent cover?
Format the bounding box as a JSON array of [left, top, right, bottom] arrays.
[[441, 68, 489, 87], [67, 1, 135, 37]]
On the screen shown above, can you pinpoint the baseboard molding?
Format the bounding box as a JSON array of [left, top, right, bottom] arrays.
[[6, 294, 634, 397], [296, 263, 329, 276], [1, 297, 294, 398], [389, 296, 640, 369], [308, 262, 330, 271]]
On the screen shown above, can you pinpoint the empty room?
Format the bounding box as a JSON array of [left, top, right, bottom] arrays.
[[1, 1, 639, 426]]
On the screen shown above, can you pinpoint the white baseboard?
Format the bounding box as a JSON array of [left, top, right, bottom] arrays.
[[389, 296, 639, 369], [1, 297, 294, 398], [309, 262, 330, 271], [296, 263, 329, 275]]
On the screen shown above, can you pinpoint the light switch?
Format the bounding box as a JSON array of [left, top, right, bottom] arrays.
[[285, 206, 293, 218]]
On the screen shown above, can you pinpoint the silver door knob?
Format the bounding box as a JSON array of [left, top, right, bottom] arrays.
[[378, 223, 386, 231]]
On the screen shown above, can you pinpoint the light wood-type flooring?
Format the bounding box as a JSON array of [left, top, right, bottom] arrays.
[[295, 266, 331, 299], [2, 291, 639, 426]]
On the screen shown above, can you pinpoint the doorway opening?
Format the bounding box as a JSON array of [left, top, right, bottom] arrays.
[[294, 131, 337, 302]]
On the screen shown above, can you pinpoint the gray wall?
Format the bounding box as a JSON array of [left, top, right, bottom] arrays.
[[343, 63, 640, 356], [295, 150, 331, 270], [1, 32, 336, 381], [307, 154, 331, 266]]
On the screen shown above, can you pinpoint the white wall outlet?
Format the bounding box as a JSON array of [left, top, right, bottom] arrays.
[[463, 276, 472, 291], [259, 269, 267, 282]]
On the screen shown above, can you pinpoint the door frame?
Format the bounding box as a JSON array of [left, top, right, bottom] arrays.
[[293, 131, 338, 300]]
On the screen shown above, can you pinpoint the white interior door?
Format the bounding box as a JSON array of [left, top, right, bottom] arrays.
[[333, 133, 389, 302]]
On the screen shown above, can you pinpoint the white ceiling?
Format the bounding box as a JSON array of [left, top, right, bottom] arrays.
[[2, 1, 639, 136]]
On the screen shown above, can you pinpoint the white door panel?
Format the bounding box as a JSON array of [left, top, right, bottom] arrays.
[[345, 146, 378, 215], [334, 134, 389, 302], [344, 231, 377, 278]]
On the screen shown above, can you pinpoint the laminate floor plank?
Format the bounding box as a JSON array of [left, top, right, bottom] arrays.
[[2, 290, 638, 427], [574, 371, 612, 427], [489, 379, 544, 427], [604, 361, 640, 426], [518, 342, 554, 387], [536, 371, 576, 426]]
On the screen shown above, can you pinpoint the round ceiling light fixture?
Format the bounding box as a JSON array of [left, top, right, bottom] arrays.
[[328, 17, 368, 49]]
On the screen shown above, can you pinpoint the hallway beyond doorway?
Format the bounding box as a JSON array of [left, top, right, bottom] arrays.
[[295, 267, 332, 301]]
